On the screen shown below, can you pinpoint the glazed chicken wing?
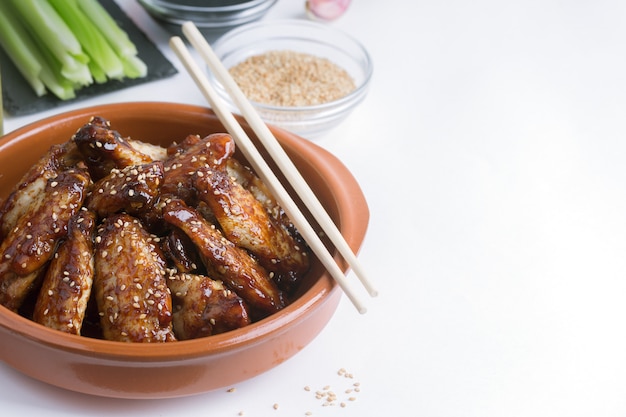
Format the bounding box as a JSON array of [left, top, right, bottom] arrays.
[[0, 141, 82, 239], [161, 133, 235, 204], [32, 209, 97, 334], [73, 116, 153, 180], [168, 273, 250, 340], [94, 214, 176, 342], [86, 161, 164, 219], [194, 168, 310, 293], [162, 229, 202, 274], [226, 159, 290, 228], [162, 199, 284, 317], [0, 168, 91, 311]]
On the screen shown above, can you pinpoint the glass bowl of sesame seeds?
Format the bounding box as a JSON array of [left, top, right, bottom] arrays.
[[208, 19, 373, 138]]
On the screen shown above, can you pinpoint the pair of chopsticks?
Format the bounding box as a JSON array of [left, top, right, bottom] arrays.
[[169, 22, 376, 314]]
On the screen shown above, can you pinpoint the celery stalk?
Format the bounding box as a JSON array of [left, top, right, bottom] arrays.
[[78, 0, 138, 58], [77, 0, 147, 78], [0, 2, 45, 96], [88, 60, 108, 85], [34, 31, 77, 100], [0, 0, 147, 100], [0, 1, 76, 100], [121, 55, 148, 79], [49, 0, 125, 80], [9, 0, 93, 86]]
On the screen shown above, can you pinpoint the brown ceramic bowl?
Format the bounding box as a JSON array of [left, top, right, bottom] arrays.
[[0, 102, 368, 398]]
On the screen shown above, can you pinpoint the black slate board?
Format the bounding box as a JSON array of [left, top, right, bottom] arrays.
[[1, 0, 178, 116]]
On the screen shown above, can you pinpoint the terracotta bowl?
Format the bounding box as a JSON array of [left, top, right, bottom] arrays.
[[0, 102, 369, 398]]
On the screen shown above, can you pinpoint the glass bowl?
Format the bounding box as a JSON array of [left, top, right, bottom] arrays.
[[208, 19, 373, 138], [138, 0, 277, 29]]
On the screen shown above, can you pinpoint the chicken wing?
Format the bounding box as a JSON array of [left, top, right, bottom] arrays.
[[226, 158, 286, 227], [32, 209, 97, 335], [94, 213, 176, 342], [0, 168, 91, 311], [162, 199, 284, 317], [85, 161, 164, 219], [162, 229, 202, 274], [168, 273, 250, 340], [195, 168, 310, 293], [161, 133, 235, 204], [0, 141, 82, 239], [73, 116, 153, 180]]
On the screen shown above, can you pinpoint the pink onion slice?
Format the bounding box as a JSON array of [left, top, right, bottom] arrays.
[[305, 0, 352, 21]]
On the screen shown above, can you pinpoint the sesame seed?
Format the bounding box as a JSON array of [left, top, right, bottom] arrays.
[[229, 50, 355, 107]]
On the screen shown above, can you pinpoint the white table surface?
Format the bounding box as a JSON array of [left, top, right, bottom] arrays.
[[3, 0, 626, 416]]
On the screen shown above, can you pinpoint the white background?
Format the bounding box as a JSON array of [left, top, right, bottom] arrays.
[[4, 0, 626, 416]]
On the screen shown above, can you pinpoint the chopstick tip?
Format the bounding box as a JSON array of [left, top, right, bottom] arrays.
[[169, 35, 183, 48]]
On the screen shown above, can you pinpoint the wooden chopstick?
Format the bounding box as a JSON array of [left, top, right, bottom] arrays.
[[180, 21, 378, 299], [169, 35, 370, 314]]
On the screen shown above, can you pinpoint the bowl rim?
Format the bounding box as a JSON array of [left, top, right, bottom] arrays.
[[0, 101, 368, 361], [211, 18, 374, 112], [138, 0, 274, 13]]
